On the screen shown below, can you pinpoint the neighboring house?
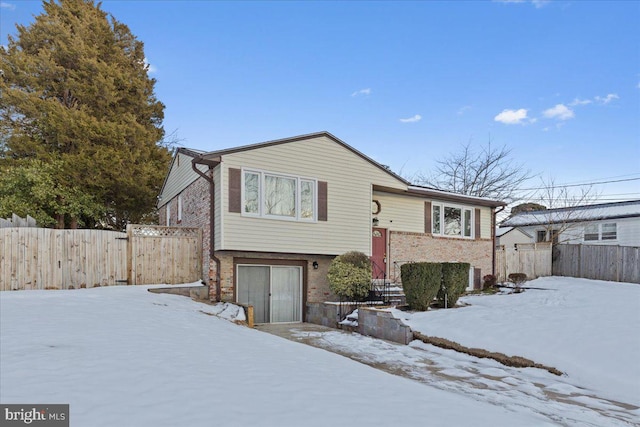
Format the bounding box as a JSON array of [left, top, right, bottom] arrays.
[[157, 132, 505, 323], [499, 200, 640, 247], [495, 226, 533, 248]]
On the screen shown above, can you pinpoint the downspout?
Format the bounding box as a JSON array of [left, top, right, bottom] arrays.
[[492, 205, 506, 277], [192, 157, 221, 302]]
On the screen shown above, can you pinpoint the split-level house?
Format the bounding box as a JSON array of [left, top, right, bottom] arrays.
[[500, 200, 640, 246], [158, 132, 505, 323]]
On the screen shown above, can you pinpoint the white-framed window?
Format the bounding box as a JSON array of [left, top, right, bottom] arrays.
[[583, 222, 617, 241], [602, 223, 617, 240], [242, 169, 316, 222], [432, 203, 473, 238], [177, 194, 183, 223], [584, 224, 599, 241], [165, 200, 171, 226]]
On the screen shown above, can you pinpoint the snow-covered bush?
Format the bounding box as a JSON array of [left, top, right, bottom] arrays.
[[327, 251, 371, 300], [401, 262, 442, 311]]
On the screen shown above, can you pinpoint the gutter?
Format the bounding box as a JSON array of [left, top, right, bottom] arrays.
[[191, 156, 222, 302], [492, 205, 506, 279]]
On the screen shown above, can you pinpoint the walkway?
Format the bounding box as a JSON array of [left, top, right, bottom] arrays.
[[256, 323, 638, 427]]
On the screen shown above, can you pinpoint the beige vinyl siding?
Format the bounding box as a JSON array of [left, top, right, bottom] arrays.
[[373, 192, 424, 233], [158, 152, 207, 207], [480, 206, 492, 239], [374, 191, 494, 238], [219, 135, 406, 255]]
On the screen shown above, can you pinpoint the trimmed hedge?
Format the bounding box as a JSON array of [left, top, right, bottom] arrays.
[[327, 251, 372, 300], [437, 262, 470, 308], [401, 262, 442, 311]]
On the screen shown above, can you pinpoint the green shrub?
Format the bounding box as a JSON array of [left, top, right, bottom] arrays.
[[338, 251, 371, 270], [401, 262, 442, 311], [327, 252, 372, 300], [437, 263, 470, 308]]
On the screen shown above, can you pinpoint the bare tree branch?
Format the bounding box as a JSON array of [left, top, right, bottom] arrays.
[[415, 140, 533, 203], [532, 177, 601, 244]]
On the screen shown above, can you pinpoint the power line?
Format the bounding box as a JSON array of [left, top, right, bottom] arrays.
[[544, 172, 640, 186], [515, 177, 640, 192], [513, 198, 639, 203]]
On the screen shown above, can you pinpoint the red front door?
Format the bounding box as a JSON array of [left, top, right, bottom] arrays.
[[371, 228, 387, 279]]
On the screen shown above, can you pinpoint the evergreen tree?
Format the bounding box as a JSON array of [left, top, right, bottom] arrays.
[[0, 0, 171, 229]]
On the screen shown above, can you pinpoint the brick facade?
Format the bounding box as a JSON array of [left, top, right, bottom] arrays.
[[388, 231, 493, 287], [210, 251, 337, 303]]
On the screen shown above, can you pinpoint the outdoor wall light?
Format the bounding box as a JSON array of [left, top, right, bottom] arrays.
[[372, 217, 379, 227], [312, 261, 319, 270]]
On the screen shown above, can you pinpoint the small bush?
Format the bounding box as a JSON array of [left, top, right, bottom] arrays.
[[508, 273, 527, 293], [508, 273, 527, 285], [401, 262, 442, 311], [327, 252, 372, 300], [482, 274, 497, 290], [437, 263, 470, 308], [338, 251, 371, 270]]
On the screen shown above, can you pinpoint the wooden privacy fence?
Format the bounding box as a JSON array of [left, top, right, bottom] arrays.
[[128, 225, 202, 286], [495, 243, 552, 283], [552, 244, 640, 284], [0, 225, 202, 291]]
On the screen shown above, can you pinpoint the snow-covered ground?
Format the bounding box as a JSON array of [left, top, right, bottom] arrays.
[[1, 284, 553, 427], [2, 277, 639, 426], [395, 277, 640, 407]]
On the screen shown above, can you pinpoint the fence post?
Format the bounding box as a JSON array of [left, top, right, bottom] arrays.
[[577, 244, 582, 278], [126, 224, 133, 286], [616, 246, 620, 282]]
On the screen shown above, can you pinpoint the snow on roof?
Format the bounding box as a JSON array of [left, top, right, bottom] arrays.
[[408, 185, 506, 206], [501, 200, 640, 227]]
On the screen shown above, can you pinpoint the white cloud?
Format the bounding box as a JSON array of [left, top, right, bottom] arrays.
[[595, 93, 619, 104], [0, 2, 15, 10], [143, 58, 157, 74], [543, 104, 575, 120], [399, 114, 422, 123], [351, 88, 371, 97], [494, 108, 529, 125], [457, 105, 472, 115], [532, 0, 550, 8], [569, 98, 592, 106], [493, 0, 548, 7]]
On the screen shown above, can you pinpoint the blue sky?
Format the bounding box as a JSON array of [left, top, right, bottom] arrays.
[[2, 0, 639, 204]]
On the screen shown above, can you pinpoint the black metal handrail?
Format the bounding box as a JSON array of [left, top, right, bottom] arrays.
[[370, 259, 390, 304]]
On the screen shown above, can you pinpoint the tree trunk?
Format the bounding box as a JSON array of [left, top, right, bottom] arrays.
[[56, 213, 65, 229]]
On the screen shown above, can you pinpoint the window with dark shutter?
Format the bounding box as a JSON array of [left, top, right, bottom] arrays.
[[475, 209, 481, 239]]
